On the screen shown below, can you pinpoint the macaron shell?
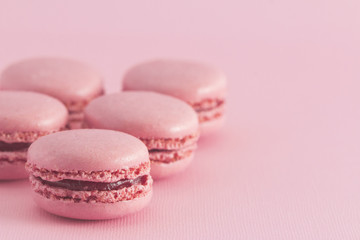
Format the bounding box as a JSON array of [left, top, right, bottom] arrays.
[[84, 91, 199, 139], [0, 162, 28, 180], [0, 91, 68, 133], [122, 59, 227, 103], [0, 58, 104, 105], [27, 129, 149, 172], [32, 189, 152, 220], [150, 155, 194, 179]]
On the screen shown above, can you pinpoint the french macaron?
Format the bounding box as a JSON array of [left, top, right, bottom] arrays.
[[84, 91, 200, 179], [0, 91, 68, 180], [122, 59, 227, 134], [0, 57, 104, 129], [26, 129, 153, 220]]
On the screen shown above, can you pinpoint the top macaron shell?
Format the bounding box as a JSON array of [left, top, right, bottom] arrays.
[[27, 129, 149, 172], [0, 91, 68, 132], [84, 91, 199, 139], [122, 59, 227, 103], [0, 58, 103, 106]]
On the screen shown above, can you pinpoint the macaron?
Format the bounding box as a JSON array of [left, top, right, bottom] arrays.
[[0, 57, 104, 129], [84, 91, 199, 179], [26, 129, 153, 220], [122, 59, 227, 134], [0, 91, 68, 180]]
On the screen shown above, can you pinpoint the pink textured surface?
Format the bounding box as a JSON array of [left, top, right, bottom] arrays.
[[0, 0, 360, 239]]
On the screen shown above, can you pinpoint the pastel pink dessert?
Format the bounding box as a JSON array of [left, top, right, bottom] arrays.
[[0, 91, 68, 180], [26, 129, 153, 220], [84, 91, 200, 179], [122, 59, 227, 134], [0, 57, 104, 129]]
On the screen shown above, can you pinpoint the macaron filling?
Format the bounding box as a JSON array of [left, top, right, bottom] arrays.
[[191, 98, 225, 123], [149, 144, 196, 163], [35, 175, 149, 191], [141, 135, 198, 165], [0, 139, 36, 166], [27, 161, 153, 203], [0, 141, 31, 152], [29, 174, 152, 203]]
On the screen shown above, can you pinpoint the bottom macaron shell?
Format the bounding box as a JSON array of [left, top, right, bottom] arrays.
[[150, 155, 194, 180], [0, 162, 28, 180], [199, 116, 225, 135], [32, 190, 153, 220]]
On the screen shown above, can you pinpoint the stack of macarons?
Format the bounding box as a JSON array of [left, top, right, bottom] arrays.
[[0, 57, 227, 220]]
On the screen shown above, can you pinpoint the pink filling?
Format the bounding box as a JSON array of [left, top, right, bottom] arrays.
[[26, 161, 150, 182]]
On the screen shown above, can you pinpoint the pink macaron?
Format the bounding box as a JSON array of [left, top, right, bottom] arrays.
[[0, 91, 68, 180], [26, 129, 153, 220], [0, 57, 104, 129], [122, 59, 227, 134], [84, 91, 200, 179]]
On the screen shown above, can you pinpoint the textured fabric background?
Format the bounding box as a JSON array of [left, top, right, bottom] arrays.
[[1, 0, 360, 239]]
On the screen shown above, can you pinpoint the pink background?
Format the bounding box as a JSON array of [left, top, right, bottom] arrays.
[[1, 0, 360, 239]]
